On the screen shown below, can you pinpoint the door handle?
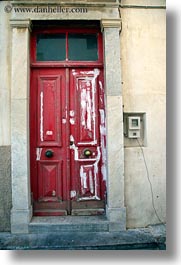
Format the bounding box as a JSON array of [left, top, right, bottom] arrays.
[[45, 150, 54, 158], [83, 149, 92, 158]]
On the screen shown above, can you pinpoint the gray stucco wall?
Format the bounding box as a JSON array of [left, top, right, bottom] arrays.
[[0, 146, 11, 231]]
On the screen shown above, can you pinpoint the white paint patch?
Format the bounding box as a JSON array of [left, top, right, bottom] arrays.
[[70, 135, 79, 160], [72, 69, 76, 75], [70, 110, 75, 117], [78, 195, 100, 201], [80, 166, 87, 193], [99, 81, 103, 91], [62, 118, 66, 124], [40, 91, 44, 141], [99, 109, 105, 124], [101, 165, 107, 182], [46, 130, 53, 136], [70, 135, 74, 143], [86, 88, 92, 131], [89, 170, 94, 194], [99, 109, 107, 182], [70, 190, 76, 198], [81, 88, 87, 127], [70, 118, 75, 125], [36, 148, 42, 161]]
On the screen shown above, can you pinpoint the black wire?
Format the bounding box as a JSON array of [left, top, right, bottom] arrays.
[[136, 138, 164, 224]]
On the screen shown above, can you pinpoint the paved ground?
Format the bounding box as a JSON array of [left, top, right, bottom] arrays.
[[0, 224, 166, 250]]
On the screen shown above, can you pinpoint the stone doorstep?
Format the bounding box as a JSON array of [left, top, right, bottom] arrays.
[[29, 215, 110, 233], [0, 226, 166, 250]]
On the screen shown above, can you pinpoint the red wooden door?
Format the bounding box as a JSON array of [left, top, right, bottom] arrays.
[[30, 28, 106, 216], [30, 68, 69, 215], [69, 68, 106, 215]]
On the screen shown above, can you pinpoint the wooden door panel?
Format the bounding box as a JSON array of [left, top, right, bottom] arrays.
[[69, 68, 106, 214], [37, 75, 62, 147], [30, 69, 68, 216], [79, 162, 101, 200], [38, 160, 62, 202], [71, 69, 99, 146]]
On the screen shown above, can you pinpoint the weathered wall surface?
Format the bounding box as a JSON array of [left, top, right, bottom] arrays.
[[121, 6, 166, 227], [0, 2, 11, 231], [0, 146, 11, 231]]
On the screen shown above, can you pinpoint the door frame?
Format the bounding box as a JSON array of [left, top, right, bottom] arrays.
[[10, 18, 126, 233]]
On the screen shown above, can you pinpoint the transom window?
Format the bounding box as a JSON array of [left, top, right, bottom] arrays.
[[36, 33, 98, 62]]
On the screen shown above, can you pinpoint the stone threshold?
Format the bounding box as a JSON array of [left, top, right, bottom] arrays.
[[29, 215, 110, 233]]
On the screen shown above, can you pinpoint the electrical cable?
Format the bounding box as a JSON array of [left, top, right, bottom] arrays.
[[136, 138, 164, 224]]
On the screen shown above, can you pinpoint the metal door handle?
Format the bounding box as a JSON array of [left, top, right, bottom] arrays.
[[84, 149, 92, 158], [45, 150, 54, 158]]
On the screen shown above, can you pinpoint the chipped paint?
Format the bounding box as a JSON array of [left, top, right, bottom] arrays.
[[70, 190, 76, 198], [78, 195, 100, 201], [80, 166, 88, 192], [70, 135, 79, 160], [36, 148, 42, 161], [89, 170, 94, 194], [72, 69, 76, 75], [40, 91, 44, 141], [80, 84, 92, 131], [78, 147, 101, 200], [93, 147, 101, 198], [62, 118, 66, 124], [92, 69, 100, 143], [79, 69, 100, 144], [99, 80, 103, 91], [99, 109, 107, 182], [70, 118, 75, 125], [70, 110, 75, 117]]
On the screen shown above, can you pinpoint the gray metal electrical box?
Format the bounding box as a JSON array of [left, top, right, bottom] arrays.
[[127, 116, 141, 138]]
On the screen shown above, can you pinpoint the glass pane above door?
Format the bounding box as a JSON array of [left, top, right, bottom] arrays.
[[36, 34, 66, 61], [68, 34, 98, 61]]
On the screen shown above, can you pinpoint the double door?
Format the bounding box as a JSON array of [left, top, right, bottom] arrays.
[[30, 67, 107, 216]]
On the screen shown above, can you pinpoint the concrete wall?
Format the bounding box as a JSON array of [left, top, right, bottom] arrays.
[[121, 6, 166, 227], [0, 1, 11, 232]]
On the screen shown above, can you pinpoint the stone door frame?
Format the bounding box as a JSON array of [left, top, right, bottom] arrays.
[[10, 18, 126, 233]]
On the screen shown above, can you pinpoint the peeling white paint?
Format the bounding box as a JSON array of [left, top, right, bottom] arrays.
[[70, 190, 76, 198], [80, 85, 92, 131], [72, 69, 76, 75], [70, 110, 75, 117], [92, 69, 100, 93], [62, 118, 66, 124], [80, 87, 87, 127], [36, 148, 42, 161], [40, 91, 44, 142], [89, 170, 94, 194], [70, 134, 74, 143], [80, 166, 88, 193], [99, 109, 105, 124], [70, 135, 79, 160], [99, 109, 107, 182], [99, 81, 103, 91], [70, 118, 75, 125], [78, 195, 100, 201], [79, 147, 101, 200]]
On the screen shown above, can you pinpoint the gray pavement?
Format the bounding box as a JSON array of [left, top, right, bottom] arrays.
[[0, 224, 166, 250]]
